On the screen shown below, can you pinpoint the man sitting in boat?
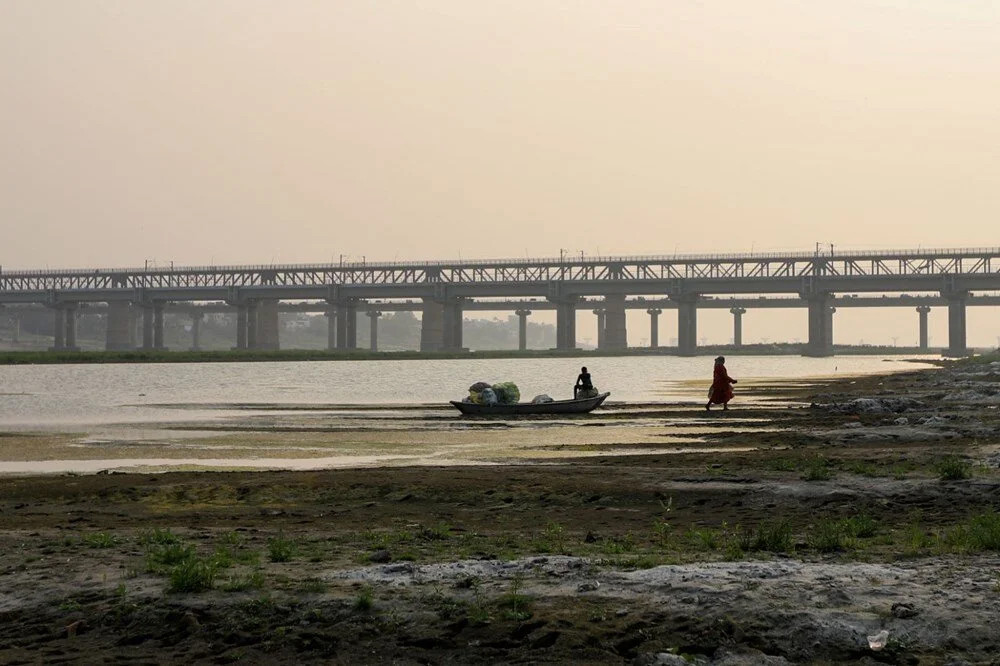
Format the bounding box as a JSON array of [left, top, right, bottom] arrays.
[[575, 366, 599, 399]]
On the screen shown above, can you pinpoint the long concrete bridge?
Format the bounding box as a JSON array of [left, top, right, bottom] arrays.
[[2, 247, 999, 355]]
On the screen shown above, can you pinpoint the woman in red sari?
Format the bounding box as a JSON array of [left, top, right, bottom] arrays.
[[706, 356, 737, 411]]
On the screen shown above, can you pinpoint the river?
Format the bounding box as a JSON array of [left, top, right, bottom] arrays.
[[0, 354, 934, 430]]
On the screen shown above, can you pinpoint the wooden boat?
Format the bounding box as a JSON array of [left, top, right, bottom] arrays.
[[449, 392, 610, 416]]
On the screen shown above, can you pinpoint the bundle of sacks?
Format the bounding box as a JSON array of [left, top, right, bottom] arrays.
[[468, 381, 521, 405]]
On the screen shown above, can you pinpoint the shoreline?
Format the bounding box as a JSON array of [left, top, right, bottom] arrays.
[[0, 354, 998, 663], [0, 345, 954, 365]]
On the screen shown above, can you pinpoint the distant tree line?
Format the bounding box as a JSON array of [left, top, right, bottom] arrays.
[[0, 310, 556, 351]]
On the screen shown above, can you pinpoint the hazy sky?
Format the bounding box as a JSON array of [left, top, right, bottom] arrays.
[[2, 1, 998, 345]]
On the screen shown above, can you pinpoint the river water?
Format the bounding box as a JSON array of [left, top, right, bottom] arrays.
[[0, 355, 933, 430]]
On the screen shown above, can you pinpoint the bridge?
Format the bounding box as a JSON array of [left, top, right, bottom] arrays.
[[2, 247, 999, 355]]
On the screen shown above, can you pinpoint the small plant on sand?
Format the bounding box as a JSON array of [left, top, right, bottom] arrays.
[[953, 512, 1000, 552], [809, 519, 847, 552], [267, 534, 296, 563], [936, 456, 973, 481], [167, 556, 216, 593], [138, 528, 180, 546], [686, 528, 721, 551], [146, 543, 196, 572], [353, 585, 374, 612], [841, 513, 878, 539], [83, 532, 118, 549], [802, 458, 833, 481], [736, 520, 793, 553], [221, 571, 266, 592], [652, 520, 674, 548], [498, 573, 532, 622]]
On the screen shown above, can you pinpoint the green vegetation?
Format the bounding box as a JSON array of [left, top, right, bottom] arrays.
[[936, 456, 974, 480], [353, 585, 374, 612], [82, 532, 118, 549], [167, 557, 217, 593], [267, 534, 297, 563]]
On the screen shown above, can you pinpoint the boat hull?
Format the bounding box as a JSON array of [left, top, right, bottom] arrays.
[[449, 392, 610, 416]]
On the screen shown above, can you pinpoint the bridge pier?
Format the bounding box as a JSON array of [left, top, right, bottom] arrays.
[[442, 299, 464, 351], [105, 301, 133, 350], [256, 299, 280, 350], [140, 304, 153, 349], [804, 294, 833, 356], [325, 308, 336, 350], [515, 309, 531, 350], [916, 305, 931, 350], [553, 299, 577, 350], [246, 301, 259, 350], [673, 295, 698, 356], [366, 310, 381, 351], [336, 300, 358, 350], [49, 307, 65, 350], [9, 312, 19, 344], [603, 294, 627, 349], [944, 292, 969, 356], [190, 312, 203, 351], [234, 305, 248, 350], [730, 307, 746, 347], [419, 299, 443, 352], [152, 302, 166, 350], [826, 306, 836, 348], [647, 308, 661, 348], [592, 309, 606, 349]]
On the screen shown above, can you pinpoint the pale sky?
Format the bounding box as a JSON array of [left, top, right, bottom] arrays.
[[1, 1, 998, 345]]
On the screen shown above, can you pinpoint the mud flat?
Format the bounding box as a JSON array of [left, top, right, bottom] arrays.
[[1, 356, 999, 664]]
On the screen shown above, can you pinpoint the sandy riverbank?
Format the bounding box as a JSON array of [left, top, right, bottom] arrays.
[[1, 356, 999, 664]]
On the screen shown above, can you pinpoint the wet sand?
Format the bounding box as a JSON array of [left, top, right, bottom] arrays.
[[1, 358, 999, 664]]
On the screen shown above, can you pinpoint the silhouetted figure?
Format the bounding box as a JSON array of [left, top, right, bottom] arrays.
[[575, 366, 597, 399], [706, 356, 737, 411]]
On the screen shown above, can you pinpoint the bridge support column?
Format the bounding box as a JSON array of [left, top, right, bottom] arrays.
[[730, 307, 746, 348], [367, 310, 381, 351], [336, 300, 357, 350], [246, 301, 259, 350], [190, 312, 203, 351], [944, 292, 969, 357], [234, 305, 248, 350], [916, 305, 931, 350], [592, 309, 606, 349], [141, 304, 154, 350], [442, 299, 464, 351], [10, 312, 19, 344], [129, 308, 139, 348], [49, 307, 66, 350], [553, 299, 577, 350], [647, 308, 662, 348], [603, 294, 627, 350], [673, 295, 698, 356], [827, 307, 836, 348], [325, 308, 336, 350], [256, 299, 280, 351], [63, 304, 79, 351], [805, 294, 833, 357], [105, 301, 133, 350], [152, 302, 166, 350], [420, 299, 444, 352], [515, 309, 531, 351]]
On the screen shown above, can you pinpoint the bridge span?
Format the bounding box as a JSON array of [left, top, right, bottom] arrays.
[[2, 247, 999, 355]]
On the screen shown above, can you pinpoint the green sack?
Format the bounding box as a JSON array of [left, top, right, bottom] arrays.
[[491, 381, 521, 405]]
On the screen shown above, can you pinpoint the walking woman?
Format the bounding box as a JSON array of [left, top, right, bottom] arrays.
[[706, 356, 737, 411]]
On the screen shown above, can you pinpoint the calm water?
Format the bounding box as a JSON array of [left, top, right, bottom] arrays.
[[0, 355, 933, 429]]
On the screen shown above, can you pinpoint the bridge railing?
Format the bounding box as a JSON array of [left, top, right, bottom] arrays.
[[2, 247, 1000, 277]]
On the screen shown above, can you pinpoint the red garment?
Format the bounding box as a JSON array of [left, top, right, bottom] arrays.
[[709, 363, 735, 404]]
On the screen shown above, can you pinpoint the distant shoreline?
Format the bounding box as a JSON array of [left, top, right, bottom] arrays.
[[0, 345, 957, 365]]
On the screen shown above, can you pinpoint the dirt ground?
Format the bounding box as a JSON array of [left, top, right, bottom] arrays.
[[1, 358, 1000, 664]]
